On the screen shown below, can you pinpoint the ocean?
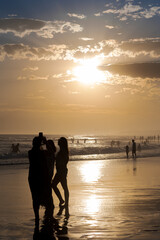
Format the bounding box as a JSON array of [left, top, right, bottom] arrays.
[[0, 134, 160, 166]]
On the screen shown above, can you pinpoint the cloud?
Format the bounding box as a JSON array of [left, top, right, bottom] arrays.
[[104, 63, 160, 79], [8, 14, 18, 17], [73, 45, 103, 59], [139, 6, 160, 19], [23, 66, 39, 71], [105, 25, 115, 29], [72, 39, 117, 60], [120, 38, 160, 58], [0, 18, 83, 38], [79, 37, 94, 41], [103, 3, 160, 21], [67, 13, 86, 19], [1, 37, 160, 64], [94, 12, 102, 17], [0, 43, 71, 61], [103, 3, 142, 16], [52, 73, 63, 79], [17, 74, 49, 81], [96, 38, 160, 63]]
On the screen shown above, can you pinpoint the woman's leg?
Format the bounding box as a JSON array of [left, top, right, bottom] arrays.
[[61, 177, 69, 216], [52, 173, 64, 205]]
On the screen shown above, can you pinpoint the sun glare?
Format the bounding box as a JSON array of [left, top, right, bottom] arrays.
[[80, 161, 102, 183], [84, 195, 101, 214], [72, 59, 106, 85]]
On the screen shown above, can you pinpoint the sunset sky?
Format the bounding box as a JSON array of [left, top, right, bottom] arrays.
[[0, 0, 160, 135]]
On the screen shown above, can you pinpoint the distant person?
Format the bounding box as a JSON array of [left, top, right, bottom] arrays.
[[28, 137, 54, 224], [11, 144, 15, 153], [137, 143, 141, 152], [111, 140, 114, 148], [15, 143, 20, 153], [52, 137, 69, 217], [11, 143, 20, 153], [132, 139, 136, 158], [125, 145, 129, 158]]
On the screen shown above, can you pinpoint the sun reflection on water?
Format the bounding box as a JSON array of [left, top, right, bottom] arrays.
[[84, 195, 101, 214], [80, 161, 103, 183]]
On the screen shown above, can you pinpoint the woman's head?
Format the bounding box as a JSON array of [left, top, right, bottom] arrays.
[[58, 137, 68, 153], [46, 139, 56, 152]]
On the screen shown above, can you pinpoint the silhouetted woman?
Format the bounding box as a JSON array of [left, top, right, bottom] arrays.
[[52, 137, 69, 217]]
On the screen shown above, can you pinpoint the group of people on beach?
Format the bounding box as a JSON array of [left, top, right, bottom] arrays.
[[28, 132, 69, 225]]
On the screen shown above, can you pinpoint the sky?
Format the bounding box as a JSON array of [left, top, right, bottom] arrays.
[[0, 0, 160, 135]]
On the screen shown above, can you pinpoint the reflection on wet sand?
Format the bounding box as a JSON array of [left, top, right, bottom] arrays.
[[33, 206, 69, 240], [84, 195, 101, 214], [80, 161, 103, 183]]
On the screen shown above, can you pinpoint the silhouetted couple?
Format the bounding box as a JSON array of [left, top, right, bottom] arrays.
[[125, 140, 136, 159], [28, 133, 69, 226]]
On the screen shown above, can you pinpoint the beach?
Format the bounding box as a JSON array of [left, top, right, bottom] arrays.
[[1, 157, 160, 239]]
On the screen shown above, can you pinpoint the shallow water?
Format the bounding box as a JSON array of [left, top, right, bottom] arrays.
[[0, 157, 160, 239], [1, 134, 160, 166]]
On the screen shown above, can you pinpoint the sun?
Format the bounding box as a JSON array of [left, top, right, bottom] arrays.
[[72, 58, 106, 85]]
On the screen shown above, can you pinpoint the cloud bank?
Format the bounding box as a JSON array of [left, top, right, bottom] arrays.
[[0, 18, 83, 38], [103, 2, 160, 21], [105, 63, 160, 78]]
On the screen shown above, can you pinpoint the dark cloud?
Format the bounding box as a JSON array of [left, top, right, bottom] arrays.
[[0, 18, 83, 38], [0, 18, 45, 31], [120, 39, 160, 55], [0, 43, 68, 61], [3, 43, 27, 54], [102, 63, 160, 78]]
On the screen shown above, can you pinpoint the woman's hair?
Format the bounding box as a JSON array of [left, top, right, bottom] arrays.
[[58, 137, 69, 155], [46, 139, 56, 153]]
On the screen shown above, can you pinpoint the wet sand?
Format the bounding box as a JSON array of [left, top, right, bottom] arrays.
[[0, 157, 160, 239]]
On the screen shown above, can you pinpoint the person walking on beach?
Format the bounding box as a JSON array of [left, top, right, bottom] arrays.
[[52, 137, 69, 217], [28, 136, 54, 224], [132, 139, 136, 158]]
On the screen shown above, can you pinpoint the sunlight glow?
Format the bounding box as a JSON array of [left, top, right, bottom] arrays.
[[80, 161, 102, 183], [72, 58, 107, 85], [85, 195, 101, 214]]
